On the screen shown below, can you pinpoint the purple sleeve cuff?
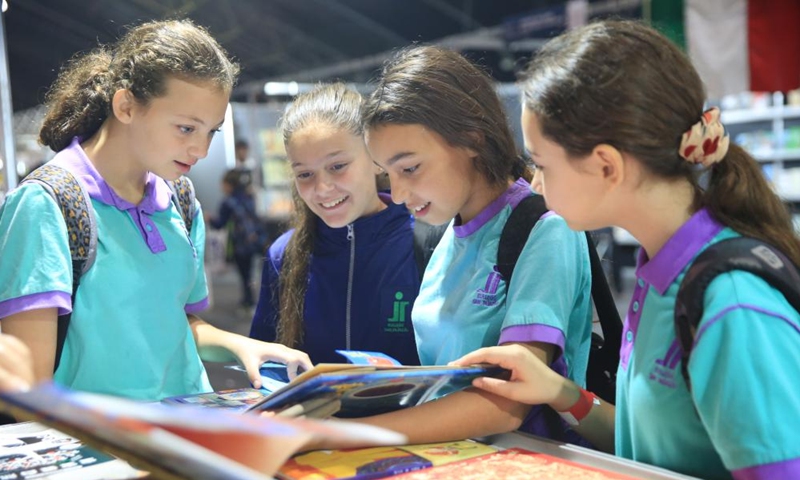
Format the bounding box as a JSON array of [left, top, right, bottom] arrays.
[[185, 297, 210, 314], [0, 291, 72, 318], [734, 458, 800, 480], [499, 324, 566, 351]]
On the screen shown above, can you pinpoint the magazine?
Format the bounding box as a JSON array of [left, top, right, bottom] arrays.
[[389, 447, 640, 479], [0, 382, 406, 480], [278, 440, 499, 480], [243, 350, 510, 418], [162, 351, 509, 419]]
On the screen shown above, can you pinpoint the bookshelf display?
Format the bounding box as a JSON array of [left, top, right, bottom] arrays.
[[258, 127, 294, 221], [720, 100, 800, 205]]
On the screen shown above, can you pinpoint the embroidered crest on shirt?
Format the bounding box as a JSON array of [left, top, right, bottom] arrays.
[[649, 339, 681, 388], [472, 266, 502, 307]]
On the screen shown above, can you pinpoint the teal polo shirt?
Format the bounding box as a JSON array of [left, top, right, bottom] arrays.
[[0, 138, 211, 400], [615, 208, 800, 479], [412, 179, 593, 438]]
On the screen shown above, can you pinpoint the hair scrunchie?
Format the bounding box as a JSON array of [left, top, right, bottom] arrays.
[[679, 107, 730, 167]]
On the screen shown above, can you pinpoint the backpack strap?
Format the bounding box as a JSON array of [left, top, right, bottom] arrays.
[[20, 164, 97, 372], [412, 218, 448, 282], [674, 237, 800, 391], [584, 230, 623, 402], [497, 195, 622, 403], [497, 195, 547, 283], [168, 176, 196, 234]]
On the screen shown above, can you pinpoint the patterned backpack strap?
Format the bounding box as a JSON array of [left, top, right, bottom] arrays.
[[168, 176, 196, 234], [19, 164, 97, 373], [21, 164, 97, 274]]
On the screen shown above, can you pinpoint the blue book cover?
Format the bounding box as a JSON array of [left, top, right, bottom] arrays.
[[162, 351, 508, 419], [244, 351, 509, 418]]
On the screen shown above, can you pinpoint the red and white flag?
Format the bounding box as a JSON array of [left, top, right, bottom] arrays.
[[686, 0, 800, 99]]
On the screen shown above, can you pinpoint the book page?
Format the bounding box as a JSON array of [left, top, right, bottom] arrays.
[[0, 422, 146, 480]]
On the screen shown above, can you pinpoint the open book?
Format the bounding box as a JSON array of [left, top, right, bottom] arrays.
[[164, 351, 509, 419], [0, 382, 405, 480]]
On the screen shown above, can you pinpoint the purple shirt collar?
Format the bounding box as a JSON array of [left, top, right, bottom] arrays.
[[453, 178, 532, 238], [636, 208, 724, 294], [50, 137, 172, 213]]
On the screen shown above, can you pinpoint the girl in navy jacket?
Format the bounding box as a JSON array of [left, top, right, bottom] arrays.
[[249, 84, 421, 366]]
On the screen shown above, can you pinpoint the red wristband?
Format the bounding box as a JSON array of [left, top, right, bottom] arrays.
[[557, 388, 599, 426]]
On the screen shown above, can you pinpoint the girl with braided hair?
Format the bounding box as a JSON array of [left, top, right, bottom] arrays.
[[0, 19, 311, 401]]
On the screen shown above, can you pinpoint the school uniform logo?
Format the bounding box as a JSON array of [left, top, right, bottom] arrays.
[[472, 266, 502, 307], [649, 339, 681, 388], [383, 290, 411, 333]]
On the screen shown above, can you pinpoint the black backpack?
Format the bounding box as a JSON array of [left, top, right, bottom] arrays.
[[413, 195, 622, 404], [674, 237, 800, 391], [19, 164, 197, 372]]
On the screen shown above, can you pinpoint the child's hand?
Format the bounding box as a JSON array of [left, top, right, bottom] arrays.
[[230, 337, 312, 387], [0, 334, 34, 392], [450, 344, 568, 406]]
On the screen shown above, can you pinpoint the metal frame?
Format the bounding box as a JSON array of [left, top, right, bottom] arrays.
[[0, 10, 17, 195]]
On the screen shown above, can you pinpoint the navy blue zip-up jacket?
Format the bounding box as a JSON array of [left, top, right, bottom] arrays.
[[250, 196, 421, 365]]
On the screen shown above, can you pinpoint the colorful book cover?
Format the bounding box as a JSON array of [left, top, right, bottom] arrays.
[[245, 362, 508, 418], [162, 351, 508, 420], [278, 440, 498, 480], [390, 448, 640, 480], [242, 351, 508, 418]]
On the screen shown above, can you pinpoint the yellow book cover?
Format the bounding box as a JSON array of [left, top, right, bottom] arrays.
[[278, 440, 497, 480]]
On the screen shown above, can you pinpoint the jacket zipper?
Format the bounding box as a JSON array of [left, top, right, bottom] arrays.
[[346, 223, 355, 350]]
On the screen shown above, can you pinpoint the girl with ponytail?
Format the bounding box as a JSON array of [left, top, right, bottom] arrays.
[[455, 20, 800, 480]]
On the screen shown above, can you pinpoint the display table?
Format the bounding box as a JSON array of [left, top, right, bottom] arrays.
[[0, 421, 700, 480]]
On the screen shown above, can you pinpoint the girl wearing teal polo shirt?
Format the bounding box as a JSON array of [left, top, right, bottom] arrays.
[[322, 45, 594, 446], [456, 21, 800, 480], [0, 20, 311, 401]]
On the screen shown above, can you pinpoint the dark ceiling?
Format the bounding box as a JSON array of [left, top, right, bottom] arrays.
[[2, 0, 579, 112]]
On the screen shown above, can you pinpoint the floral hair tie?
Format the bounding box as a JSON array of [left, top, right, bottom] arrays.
[[679, 107, 730, 168]]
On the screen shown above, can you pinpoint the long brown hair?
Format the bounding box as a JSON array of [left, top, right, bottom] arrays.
[[276, 83, 365, 347], [39, 19, 239, 152], [363, 45, 532, 184], [519, 20, 800, 266]]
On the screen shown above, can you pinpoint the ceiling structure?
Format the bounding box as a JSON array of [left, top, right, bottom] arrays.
[[3, 0, 640, 112], [2, 0, 564, 111]]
